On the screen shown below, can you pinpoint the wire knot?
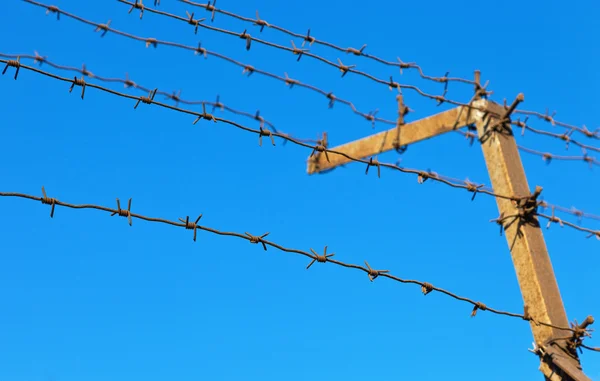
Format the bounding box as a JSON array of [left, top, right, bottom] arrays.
[[145, 38, 158, 48], [546, 207, 564, 229], [326, 92, 336, 108], [258, 124, 275, 146], [465, 180, 484, 201], [365, 261, 389, 282], [587, 231, 600, 240], [110, 198, 133, 226], [290, 41, 307, 61], [2, 57, 21, 80], [245, 232, 269, 251], [134, 88, 157, 109], [365, 156, 381, 178], [345, 44, 366, 56], [302, 29, 315, 47], [193, 103, 217, 124], [94, 20, 111, 37], [421, 282, 433, 295], [471, 302, 487, 317], [40, 186, 57, 218], [283, 72, 299, 88], [46, 5, 60, 20], [242, 65, 254, 76], [253, 11, 269, 31], [185, 11, 204, 34], [240, 29, 252, 50], [205, 0, 217, 21], [307, 246, 335, 269], [417, 171, 431, 184], [178, 215, 203, 241], [33, 51, 47, 66], [336, 58, 355, 77], [69, 76, 86, 99], [128, 0, 144, 19]]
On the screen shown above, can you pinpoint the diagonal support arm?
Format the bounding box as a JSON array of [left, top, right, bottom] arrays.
[[307, 106, 476, 174]]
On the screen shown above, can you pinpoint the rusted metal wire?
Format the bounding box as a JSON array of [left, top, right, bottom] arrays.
[[514, 120, 600, 154], [3, 58, 599, 239], [24, 0, 490, 118], [1, 187, 596, 342], [27, 1, 595, 154], [0, 52, 319, 145], [117, 0, 475, 101], [177, 0, 478, 88], [515, 109, 600, 141], [517, 145, 599, 168], [453, 129, 600, 169]]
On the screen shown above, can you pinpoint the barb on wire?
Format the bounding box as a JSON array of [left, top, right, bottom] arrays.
[[24, 0, 490, 127], [513, 120, 600, 154], [177, 0, 479, 88], [3, 58, 599, 240], [518, 146, 599, 168], [0, 53, 319, 145], [515, 109, 600, 141], [2, 188, 596, 343]]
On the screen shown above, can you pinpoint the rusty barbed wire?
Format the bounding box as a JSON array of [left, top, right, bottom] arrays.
[[99, 1, 600, 157], [515, 109, 600, 141], [177, 0, 479, 88], [453, 128, 600, 169], [2, 188, 597, 344], [117, 0, 475, 102], [513, 120, 600, 154], [24, 0, 492, 119], [0, 52, 319, 145], [517, 145, 599, 168], [3, 58, 599, 238]]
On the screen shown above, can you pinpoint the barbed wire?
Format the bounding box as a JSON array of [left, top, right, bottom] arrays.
[[24, 0, 493, 118], [1, 188, 596, 345], [118, 0, 473, 101], [513, 120, 600, 154], [4, 51, 597, 224], [515, 109, 599, 141], [25, 1, 600, 157], [0, 52, 320, 145], [517, 145, 599, 168], [168, 0, 600, 146], [3, 58, 599, 239], [453, 129, 600, 170], [176, 0, 478, 88]]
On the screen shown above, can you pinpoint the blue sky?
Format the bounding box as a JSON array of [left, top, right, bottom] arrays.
[[1, 0, 599, 380]]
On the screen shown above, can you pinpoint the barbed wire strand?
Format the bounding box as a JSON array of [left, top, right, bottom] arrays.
[[172, 0, 599, 143], [176, 0, 477, 87], [453, 129, 600, 169], [117, 0, 471, 98], [1, 188, 596, 343], [513, 120, 600, 154], [0, 52, 319, 145], [24, 1, 599, 155], [24, 0, 494, 117], [517, 145, 599, 168], [4, 51, 597, 225], [515, 109, 599, 141], [3, 58, 599, 238]]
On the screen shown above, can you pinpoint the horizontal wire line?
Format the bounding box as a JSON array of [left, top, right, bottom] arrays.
[[177, 0, 477, 87], [0, 52, 320, 145], [23, 0, 488, 120], [2, 58, 599, 238], [0, 189, 587, 336]]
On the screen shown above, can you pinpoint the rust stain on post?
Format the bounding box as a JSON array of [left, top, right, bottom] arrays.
[[307, 106, 474, 174]]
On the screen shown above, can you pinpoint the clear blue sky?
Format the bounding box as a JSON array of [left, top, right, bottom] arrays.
[[1, 0, 599, 380]]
